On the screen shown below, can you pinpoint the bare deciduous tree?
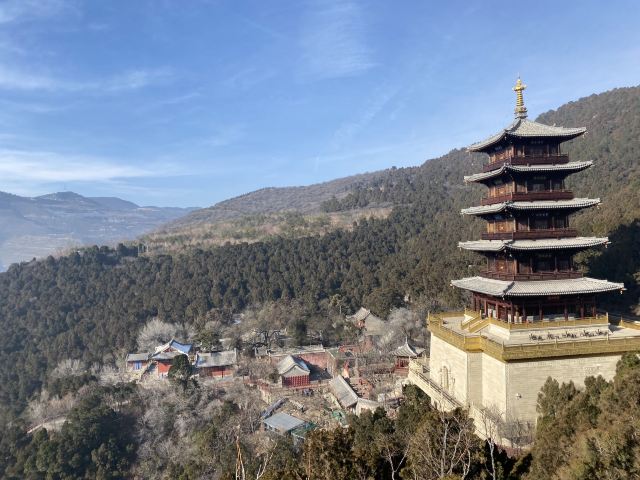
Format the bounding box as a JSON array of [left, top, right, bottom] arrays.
[[50, 358, 85, 379], [478, 405, 506, 480], [405, 408, 479, 480], [137, 317, 185, 351]]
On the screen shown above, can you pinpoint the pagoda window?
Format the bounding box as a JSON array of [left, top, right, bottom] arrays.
[[557, 256, 571, 271], [525, 145, 545, 156], [516, 217, 528, 231], [532, 213, 550, 230], [518, 259, 532, 274], [533, 254, 553, 272], [553, 215, 568, 229], [552, 178, 564, 191], [529, 175, 549, 192]]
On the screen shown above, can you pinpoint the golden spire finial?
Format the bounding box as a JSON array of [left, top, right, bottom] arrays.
[[513, 77, 528, 118]]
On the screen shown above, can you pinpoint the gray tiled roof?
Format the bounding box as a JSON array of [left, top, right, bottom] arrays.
[[154, 339, 193, 355], [392, 339, 425, 357], [263, 412, 306, 433], [330, 375, 359, 409], [195, 350, 237, 368], [151, 351, 184, 361], [458, 237, 609, 252], [126, 353, 150, 362], [347, 307, 371, 322], [277, 355, 310, 376], [468, 118, 586, 152], [451, 276, 625, 297], [464, 161, 593, 183], [461, 198, 600, 216]]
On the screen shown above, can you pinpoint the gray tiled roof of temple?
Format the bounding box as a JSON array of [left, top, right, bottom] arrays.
[[464, 161, 593, 183], [468, 118, 586, 152], [461, 198, 600, 216], [458, 237, 609, 252], [451, 276, 625, 297]]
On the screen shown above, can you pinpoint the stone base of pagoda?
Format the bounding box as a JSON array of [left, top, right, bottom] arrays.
[[410, 310, 640, 445]]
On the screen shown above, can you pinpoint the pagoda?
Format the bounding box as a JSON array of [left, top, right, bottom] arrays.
[[407, 79, 640, 445], [452, 78, 624, 323]]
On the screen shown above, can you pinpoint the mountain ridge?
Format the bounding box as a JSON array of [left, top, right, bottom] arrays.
[[0, 190, 194, 269]]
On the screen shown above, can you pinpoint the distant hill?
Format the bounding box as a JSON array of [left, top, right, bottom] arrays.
[[169, 171, 390, 226], [0, 191, 193, 269], [146, 170, 396, 249]]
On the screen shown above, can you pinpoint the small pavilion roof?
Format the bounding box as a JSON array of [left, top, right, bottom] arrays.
[[459, 237, 609, 253], [277, 355, 310, 376], [464, 161, 593, 183], [451, 276, 625, 297], [392, 339, 425, 358], [461, 198, 600, 216], [468, 118, 586, 153]]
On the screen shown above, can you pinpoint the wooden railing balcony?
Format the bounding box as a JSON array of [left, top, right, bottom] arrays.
[[480, 270, 583, 281], [483, 153, 569, 173], [481, 190, 574, 205], [484, 314, 609, 331], [481, 229, 578, 240]]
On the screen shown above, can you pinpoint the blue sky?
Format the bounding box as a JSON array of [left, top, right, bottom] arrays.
[[0, 0, 639, 207]]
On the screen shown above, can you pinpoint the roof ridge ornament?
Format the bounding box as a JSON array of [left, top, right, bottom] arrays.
[[513, 77, 528, 118]]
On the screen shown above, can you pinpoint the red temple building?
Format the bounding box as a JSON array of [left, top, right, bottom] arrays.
[[277, 355, 311, 387], [452, 78, 624, 322]]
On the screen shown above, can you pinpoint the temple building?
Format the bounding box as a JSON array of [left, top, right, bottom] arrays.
[[408, 79, 640, 445]]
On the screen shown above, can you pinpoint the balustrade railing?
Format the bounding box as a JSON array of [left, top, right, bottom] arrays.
[[480, 270, 583, 281], [481, 190, 574, 205], [429, 311, 640, 360], [481, 229, 578, 240], [484, 154, 569, 172]]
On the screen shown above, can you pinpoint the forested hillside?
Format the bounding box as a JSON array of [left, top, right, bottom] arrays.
[[1, 85, 640, 430]]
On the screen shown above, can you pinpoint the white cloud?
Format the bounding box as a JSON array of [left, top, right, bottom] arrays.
[[299, 0, 376, 80], [0, 65, 58, 90], [0, 149, 178, 184], [0, 0, 74, 25], [0, 64, 172, 92]]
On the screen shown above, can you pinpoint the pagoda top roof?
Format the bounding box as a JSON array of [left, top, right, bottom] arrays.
[[468, 117, 586, 152], [459, 237, 609, 252], [451, 276, 624, 297], [461, 198, 600, 216], [464, 161, 593, 183]]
